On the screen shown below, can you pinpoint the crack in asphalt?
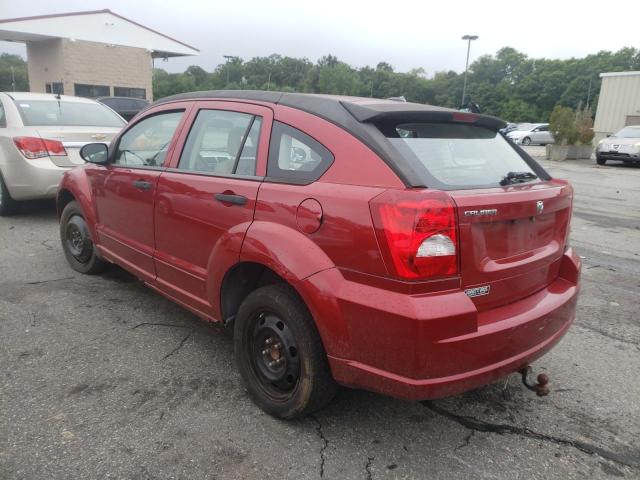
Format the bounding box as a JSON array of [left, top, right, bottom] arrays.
[[365, 455, 374, 480], [25, 276, 74, 285], [311, 416, 328, 478], [455, 429, 476, 452], [162, 331, 193, 360], [422, 402, 640, 469], [130, 322, 191, 330], [575, 323, 639, 348]]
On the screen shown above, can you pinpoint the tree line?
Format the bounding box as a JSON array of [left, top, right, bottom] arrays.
[[2, 47, 639, 122]]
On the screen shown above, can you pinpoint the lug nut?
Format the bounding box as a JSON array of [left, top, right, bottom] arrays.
[[265, 338, 272, 345], [262, 349, 269, 355]]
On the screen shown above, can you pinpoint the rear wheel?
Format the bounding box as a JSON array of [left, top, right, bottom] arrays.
[[596, 156, 607, 165], [521, 137, 532, 146], [60, 201, 107, 274], [234, 284, 337, 419], [0, 172, 19, 216]]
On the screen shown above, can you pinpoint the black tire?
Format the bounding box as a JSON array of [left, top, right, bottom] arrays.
[[521, 137, 532, 146], [60, 201, 107, 274], [0, 171, 19, 216], [596, 156, 607, 165], [234, 284, 337, 419]]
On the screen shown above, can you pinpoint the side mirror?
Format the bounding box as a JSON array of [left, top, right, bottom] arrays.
[[606, 134, 612, 137], [80, 143, 109, 164]]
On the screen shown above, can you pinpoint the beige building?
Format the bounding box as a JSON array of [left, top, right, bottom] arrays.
[[593, 71, 640, 144], [0, 9, 198, 100]]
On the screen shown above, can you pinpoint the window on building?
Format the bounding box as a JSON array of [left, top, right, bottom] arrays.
[[74, 83, 110, 98], [114, 87, 146, 99], [178, 109, 261, 176], [45, 82, 64, 95]]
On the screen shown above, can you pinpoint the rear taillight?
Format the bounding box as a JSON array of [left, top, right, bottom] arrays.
[[13, 137, 67, 159], [370, 190, 459, 280]]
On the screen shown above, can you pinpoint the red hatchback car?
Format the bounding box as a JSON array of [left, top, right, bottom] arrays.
[[57, 91, 580, 418]]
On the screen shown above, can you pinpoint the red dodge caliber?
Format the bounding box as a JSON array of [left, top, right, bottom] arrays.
[[57, 91, 580, 418]]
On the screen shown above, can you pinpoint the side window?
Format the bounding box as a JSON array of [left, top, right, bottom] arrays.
[[267, 121, 334, 183], [114, 111, 183, 167], [177, 109, 261, 176], [0, 102, 6, 128], [539, 125, 549, 132]]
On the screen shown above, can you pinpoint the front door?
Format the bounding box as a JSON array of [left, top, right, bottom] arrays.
[[153, 102, 272, 317], [89, 108, 188, 281]]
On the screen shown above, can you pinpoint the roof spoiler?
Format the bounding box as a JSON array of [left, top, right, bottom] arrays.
[[341, 101, 507, 130]]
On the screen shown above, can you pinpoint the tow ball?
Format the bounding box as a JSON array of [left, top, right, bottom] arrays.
[[519, 366, 550, 396]]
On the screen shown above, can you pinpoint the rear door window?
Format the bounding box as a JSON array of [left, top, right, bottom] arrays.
[[378, 122, 540, 189], [177, 109, 261, 177], [267, 121, 333, 183]]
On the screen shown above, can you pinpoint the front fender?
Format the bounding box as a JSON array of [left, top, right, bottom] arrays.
[[57, 167, 99, 243]]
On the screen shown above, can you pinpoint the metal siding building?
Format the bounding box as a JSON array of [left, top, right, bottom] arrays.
[[593, 71, 640, 144], [0, 10, 198, 101]]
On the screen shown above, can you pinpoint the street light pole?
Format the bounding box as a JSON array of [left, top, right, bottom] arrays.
[[10, 66, 16, 92], [461, 35, 478, 108], [223, 55, 234, 85]]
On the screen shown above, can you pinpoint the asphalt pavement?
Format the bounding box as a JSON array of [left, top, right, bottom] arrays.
[[1, 151, 639, 479]]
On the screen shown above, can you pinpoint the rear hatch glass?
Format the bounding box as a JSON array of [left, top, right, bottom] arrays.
[[378, 121, 571, 312], [378, 122, 541, 190]]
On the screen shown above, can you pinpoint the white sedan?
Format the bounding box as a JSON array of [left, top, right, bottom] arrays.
[[507, 123, 554, 146], [0, 92, 126, 215]]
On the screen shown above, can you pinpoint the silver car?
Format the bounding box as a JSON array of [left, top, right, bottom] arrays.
[[596, 125, 640, 165], [506, 123, 554, 146], [0, 92, 126, 215]]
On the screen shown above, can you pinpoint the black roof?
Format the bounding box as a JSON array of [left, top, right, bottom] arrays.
[[152, 90, 507, 187]]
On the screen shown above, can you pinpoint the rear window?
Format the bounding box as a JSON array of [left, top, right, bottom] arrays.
[[14, 100, 125, 127], [379, 122, 539, 189]]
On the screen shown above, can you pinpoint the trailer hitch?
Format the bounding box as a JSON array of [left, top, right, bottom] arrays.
[[519, 366, 550, 396]]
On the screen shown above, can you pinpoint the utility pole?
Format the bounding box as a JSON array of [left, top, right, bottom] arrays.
[[461, 35, 478, 108], [10, 66, 16, 92], [586, 76, 593, 111]]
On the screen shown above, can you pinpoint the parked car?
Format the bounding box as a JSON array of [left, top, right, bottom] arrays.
[[0, 92, 126, 215], [507, 123, 554, 145], [499, 122, 518, 135], [57, 91, 581, 418], [595, 125, 640, 165], [96, 96, 150, 122]]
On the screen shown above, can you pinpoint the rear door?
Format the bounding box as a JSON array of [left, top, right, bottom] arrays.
[[88, 105, 191, 282], [153, 101, 272, 314]]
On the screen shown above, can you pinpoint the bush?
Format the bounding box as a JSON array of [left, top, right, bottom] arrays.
[[575, 108, 595, 145], [550, 106, 578, 145]]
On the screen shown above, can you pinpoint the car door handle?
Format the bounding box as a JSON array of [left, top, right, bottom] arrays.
[[133, 180, 153, 191], [215, 193, 247, 206]]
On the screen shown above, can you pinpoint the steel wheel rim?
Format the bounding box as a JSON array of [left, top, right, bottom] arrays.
[[65, 215, 92, 263], [249, 311, 301, 400]]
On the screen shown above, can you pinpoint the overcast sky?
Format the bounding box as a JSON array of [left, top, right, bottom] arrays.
[[1, 0, 638, 75]]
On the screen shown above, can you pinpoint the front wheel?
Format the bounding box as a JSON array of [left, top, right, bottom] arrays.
[[596, 156, 607, 165], [234, 284, 337, 419], [521, 137, 532, 146], [60, 201, 107, 274]]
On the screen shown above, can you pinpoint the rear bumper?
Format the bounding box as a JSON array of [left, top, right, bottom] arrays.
[[301, 249, 580, 401], [1, 157, 68, 200]]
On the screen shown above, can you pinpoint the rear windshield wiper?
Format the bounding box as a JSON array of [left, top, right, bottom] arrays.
[[499, 171, 538, 186]]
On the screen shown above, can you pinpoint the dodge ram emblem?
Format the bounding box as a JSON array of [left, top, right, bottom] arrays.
[[536, 201, 544, 215]]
